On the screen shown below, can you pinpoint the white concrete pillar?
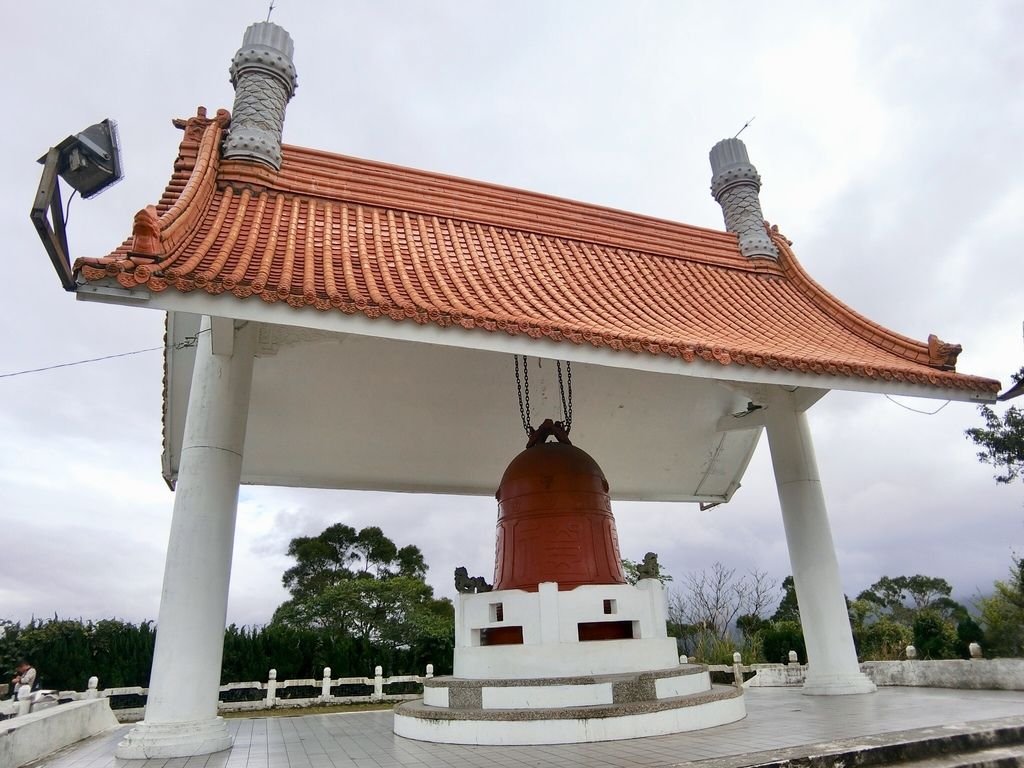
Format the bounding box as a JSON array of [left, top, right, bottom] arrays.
[[116, 317, 256, 758], [763, 392, 875, 695]]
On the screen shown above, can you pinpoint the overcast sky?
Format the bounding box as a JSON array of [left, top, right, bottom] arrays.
[[2, 1, 1022, 629]]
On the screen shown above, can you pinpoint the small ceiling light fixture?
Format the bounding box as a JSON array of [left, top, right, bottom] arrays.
[[30, 119, 123, 291]]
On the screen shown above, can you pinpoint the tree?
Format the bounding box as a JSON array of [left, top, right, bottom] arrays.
[[281, 523, 361, 601], [771, 576, 800, 623], [955, 615, 985, 658], [962, 364, 1024, 659], [281, 524, 429, 604], [757, 576, 805, 663], [851, 574, 967, 660], [978, 557, 1024, 657], [273, 524, 452, 651], [735, 613, 768, 640], [913, 610, 958, 659], [668, 563, 776, 641], [856, 575, 960, 625], [666, 564, 775, 663], [966, 366, 1024, 485], [761, 620, 806, 664]]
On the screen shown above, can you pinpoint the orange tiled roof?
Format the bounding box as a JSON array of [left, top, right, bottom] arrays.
[[76, 108, 998, 395]]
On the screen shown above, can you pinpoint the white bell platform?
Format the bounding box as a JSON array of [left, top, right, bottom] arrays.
[[393, 578, 746, 744]]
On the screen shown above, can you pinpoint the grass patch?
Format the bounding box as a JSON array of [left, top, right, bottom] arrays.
[[223, 702, 396, 719]]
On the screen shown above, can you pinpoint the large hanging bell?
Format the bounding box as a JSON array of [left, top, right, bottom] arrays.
[[493, 419, 627, 591]]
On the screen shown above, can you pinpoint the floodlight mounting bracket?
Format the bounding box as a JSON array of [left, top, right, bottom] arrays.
[[31, 146, 75, 291]]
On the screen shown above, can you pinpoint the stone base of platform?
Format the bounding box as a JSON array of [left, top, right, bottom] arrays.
[[393, 665, 745, 745]]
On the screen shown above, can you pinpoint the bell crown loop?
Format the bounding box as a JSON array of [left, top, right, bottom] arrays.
[[525, 418, 572, 448]]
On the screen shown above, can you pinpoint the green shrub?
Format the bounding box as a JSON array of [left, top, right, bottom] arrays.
[[761, 620, 806, 664], [0, 617, 451, 691]]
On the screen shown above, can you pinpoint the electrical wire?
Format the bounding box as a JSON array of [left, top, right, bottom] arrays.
[[0, 329, 210, 380], [63, 188, 78, 228], [0, 347, 161, 379], [883, 394, 951, 416]]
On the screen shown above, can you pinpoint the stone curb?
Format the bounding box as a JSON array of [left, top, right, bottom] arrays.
[[677, 715, 1024, 767]]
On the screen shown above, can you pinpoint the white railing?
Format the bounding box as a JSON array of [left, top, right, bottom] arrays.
[[702, 652, 756, 687], [697, 651, 804, 688], [1, 664, 434, 722], [0, 686, 56, 719]]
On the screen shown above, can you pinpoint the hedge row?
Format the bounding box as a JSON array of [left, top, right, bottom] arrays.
[[1, 618, 453, 692]]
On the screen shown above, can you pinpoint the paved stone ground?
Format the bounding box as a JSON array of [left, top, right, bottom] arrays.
[[32, 687, 1024, 768]]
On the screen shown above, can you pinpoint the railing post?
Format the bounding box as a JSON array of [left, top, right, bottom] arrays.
[[17, 685, 32, 716], [788, 650, 799, 664], [906, 645, 917, 660], [266, 669, 277, 708], [969, 642, 983, 660], [373, 666, 383, 701], [86, 676, 99, 700], [425, 663, 434, 679], [321, 667, 332, 700], [732, 652, 743, 688]]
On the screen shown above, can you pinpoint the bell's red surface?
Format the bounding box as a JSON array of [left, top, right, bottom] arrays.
[[493, 437, 627, 591]]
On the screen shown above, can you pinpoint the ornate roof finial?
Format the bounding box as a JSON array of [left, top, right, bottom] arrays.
[[709, 138, 779, 260], [222, 21, 297, 171]]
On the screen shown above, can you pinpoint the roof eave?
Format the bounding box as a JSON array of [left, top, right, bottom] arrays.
[[76, 280, 999, 404]]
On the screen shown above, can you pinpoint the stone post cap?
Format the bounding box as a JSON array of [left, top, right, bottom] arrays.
[[230, 21, 298, 95], [709, 138, 761, 201]]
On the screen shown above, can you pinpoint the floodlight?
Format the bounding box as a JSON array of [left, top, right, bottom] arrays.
[[45, 119, 123, 199], [30, 119, 124, 291]]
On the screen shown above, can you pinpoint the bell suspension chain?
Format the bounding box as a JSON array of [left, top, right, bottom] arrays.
[[514, 355, 532, 436], [515, 356, 573, 436], [556, 360, 573, 434]]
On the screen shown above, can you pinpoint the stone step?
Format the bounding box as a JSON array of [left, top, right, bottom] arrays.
[[423, 665, 716, 712], [697, 716, 1024, 768], [896, 745, 1024, 768], [394, 684, 747, 744], [425, 663, 708, 689], [396, 684, 741, 722]]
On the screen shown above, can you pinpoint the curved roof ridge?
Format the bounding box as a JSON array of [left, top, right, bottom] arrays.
[[157, 118, 225, 253], [217, 145, 758, 271], [75, 108, 228, 283], [773, 227, 940, 368]]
